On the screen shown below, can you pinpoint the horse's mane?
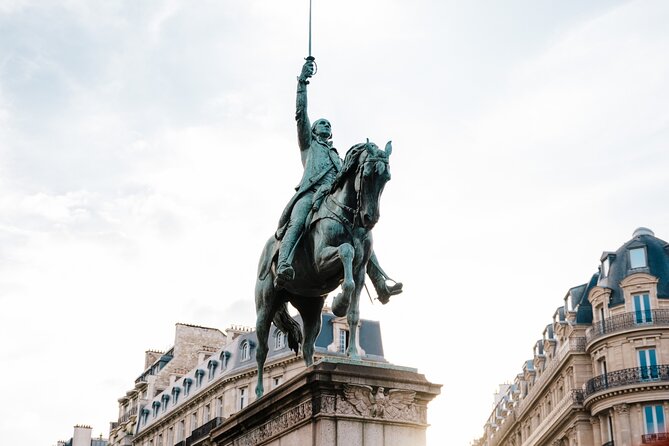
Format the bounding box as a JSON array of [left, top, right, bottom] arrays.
[[330, 142, 369, 192]]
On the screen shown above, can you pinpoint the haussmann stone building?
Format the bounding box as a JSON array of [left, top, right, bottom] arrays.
[[476, 227, 669, 446], [108, 308, 396, 446]]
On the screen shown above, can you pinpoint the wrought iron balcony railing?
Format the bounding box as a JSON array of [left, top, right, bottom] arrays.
[[117, 406, 138, 424], [586, 309, 669, 343], [602, 441, 614, 446], [642, 432, 669, 444], [585, 365, 669, 396], [186, 417, 224, 445]]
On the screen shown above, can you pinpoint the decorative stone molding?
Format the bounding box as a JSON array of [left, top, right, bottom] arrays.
[[211, 360, 440, 446], [231, 400, 313, 446], [340, 384, 419, 422], [613, 403, 629, 414]]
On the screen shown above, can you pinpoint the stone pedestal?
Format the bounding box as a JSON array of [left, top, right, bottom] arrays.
[[211, 358, 441, 446]]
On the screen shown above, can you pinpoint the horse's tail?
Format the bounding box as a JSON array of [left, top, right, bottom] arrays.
[[273, 302, 302, 356]]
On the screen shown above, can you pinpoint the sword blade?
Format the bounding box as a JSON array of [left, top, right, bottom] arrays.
[[308, 0, 312, 57]]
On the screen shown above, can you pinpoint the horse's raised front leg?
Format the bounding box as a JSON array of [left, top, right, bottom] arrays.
[[329, 243, 355, 317], [254, 276, 276, 399], [346, 267, 366, 359]]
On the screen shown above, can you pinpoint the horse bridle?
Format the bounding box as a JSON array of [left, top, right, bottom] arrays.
[[326, 150, 389, 233]]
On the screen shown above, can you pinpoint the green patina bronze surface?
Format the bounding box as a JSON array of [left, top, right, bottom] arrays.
[[253, 60, 402, 398]]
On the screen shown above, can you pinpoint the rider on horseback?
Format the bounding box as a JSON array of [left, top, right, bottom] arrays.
[[274, 59, 402, 304]]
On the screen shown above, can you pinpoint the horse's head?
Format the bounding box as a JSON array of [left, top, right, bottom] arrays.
[[353, 140, 392, 229]]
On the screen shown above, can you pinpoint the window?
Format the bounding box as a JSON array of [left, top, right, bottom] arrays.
[[157, 434, 162, 446], [272, 375, 283, 389], [166, 428, 173, 446], [216, 397, 223, 417], [220, 351, 231, 369], [208, 360, 218, 380], [177, 420, 185, 442], [190, 412, 198, 433], [161, 394, 170, 412], [171, 387, 180, 405], [338, 329, 349, 353], [152, 401, 161, 417], [203, 404, 210, 423], [634, 293, 652, 324], [275, 331, 286, 350], [602, 257, 611, 277], [644, 405, 666, 435], [195, 369, 205, 387], [140, 408, 150, 426], [241, 342, 250, 361], [183, 378, 192, 396], [630, 247, 647, 268], [239, 387, 248, 410], [639, 349, 659, 380]]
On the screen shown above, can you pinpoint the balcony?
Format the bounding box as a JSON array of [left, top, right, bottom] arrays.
[[586, 309, 669, 343], [118, 406, 138, 424], [186, 417, 224, 445], [642, 432, 669, 444], [602, 442, 614, 446], [585, 365, 669, 396]]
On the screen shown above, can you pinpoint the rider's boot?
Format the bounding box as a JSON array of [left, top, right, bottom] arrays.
[[372, 277, 403, 305], [274, 224, 300, 289], [367, 254, 403, 304]]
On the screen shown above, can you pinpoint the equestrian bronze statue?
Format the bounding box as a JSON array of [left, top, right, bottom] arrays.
[[254, 59, 401, 397]]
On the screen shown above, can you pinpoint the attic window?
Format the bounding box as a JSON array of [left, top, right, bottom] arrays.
[[630, 247, 647, 269], [241, 341, 250, 361]]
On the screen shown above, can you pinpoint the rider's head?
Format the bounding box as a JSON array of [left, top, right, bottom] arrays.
[[312, 119, 332, 141]]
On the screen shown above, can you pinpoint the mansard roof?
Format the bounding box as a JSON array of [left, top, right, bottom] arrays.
[[597, 227, 669, 306]]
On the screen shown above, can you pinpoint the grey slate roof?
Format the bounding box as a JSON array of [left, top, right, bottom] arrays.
[[597, 227, 669, 306]]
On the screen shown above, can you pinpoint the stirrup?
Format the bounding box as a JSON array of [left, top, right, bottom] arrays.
[[274, 263, 295, 288]]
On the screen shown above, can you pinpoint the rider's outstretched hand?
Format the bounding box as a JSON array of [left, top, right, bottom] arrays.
[[299, 60, 315, 82]]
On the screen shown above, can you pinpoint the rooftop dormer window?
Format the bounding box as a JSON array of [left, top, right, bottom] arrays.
[[241, 341, 250, 361], [220, 351, 231, 370], [274, 331, 286, 350], [629, 246, 647, 269], [602, 257, 610, 277]]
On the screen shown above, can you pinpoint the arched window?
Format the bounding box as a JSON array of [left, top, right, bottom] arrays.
[[207, 359, 219, 379], [274, 331, 286, 350], [195, 369, 205, 387], [220, 351, 231, 369], [241, 341, 250, 361], [171, 386, 180, 405], [183, 378, 193, 396]]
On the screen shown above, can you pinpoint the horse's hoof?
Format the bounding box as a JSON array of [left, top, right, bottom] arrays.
[[332, 293, 348, 317]]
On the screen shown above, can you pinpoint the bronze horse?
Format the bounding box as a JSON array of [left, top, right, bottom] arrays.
[[254, 140, 392, 397]]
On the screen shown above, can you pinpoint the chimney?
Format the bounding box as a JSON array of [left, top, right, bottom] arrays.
[[72, 425, 92, 446]]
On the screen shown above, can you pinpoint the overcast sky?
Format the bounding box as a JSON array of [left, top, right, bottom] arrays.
[[1, 1, 668, 445]]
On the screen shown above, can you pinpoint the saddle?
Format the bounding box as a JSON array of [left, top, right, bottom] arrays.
[[260, 184, 332, 281]]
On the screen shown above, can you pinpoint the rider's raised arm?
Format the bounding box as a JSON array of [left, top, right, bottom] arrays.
[[296, 60, 315, 161]]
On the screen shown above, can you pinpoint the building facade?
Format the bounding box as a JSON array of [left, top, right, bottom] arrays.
[[109, 309, 386, 446], [477, 228, 669, 446]]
